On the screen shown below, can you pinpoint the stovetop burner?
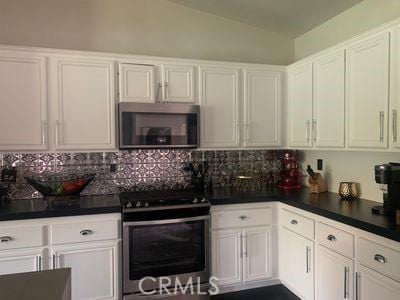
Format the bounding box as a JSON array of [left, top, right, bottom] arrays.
[[120, 189, 209, 210]]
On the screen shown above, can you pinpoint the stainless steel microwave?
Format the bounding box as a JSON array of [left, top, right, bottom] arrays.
[[118, 102, 200, 149]]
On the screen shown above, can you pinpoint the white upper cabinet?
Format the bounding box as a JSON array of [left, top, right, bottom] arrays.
[[288, 62, 313, 148], [161, 64, 196, 103], [199, 66, 240, 148], [243, 69, 281, 147], [0, 51, 48, 151], [313, 50, 345, 148], [51, 57, 116, 150], [390, 27, 400, 149], [346, 33, 390, 149], [119, 63, 156, 103]]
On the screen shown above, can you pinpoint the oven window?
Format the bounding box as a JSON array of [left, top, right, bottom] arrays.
[[129, 220, 205, 280], [121, 112, 197, 147]]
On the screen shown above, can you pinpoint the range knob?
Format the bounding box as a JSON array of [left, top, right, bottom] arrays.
[[201, 197, 207, 203], [144, 202, 149, 207], [193, 198, 199, 204], [136, 201, 142, 208], [126, 201, 133, 208]]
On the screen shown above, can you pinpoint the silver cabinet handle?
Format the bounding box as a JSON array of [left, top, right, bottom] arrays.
[[0, 236, 12, 243], [344, 267, 349, 299], [306, 120, 311, 142], [393, 109, 398, 143], [41, 121, 47, 146], [312, 119, 317, 142], [305, 246, 311, 273], [240, 234, 243, 258], [290, 219, 298, 225], [37, 255, 42, 271], [327, 234, 337, 242], [374, 254, 387, 264], [243, 235, 248, 258], [155, 82, 162, 103], [379, 111, 384, 142], [164, 82, 169, 103], [55, 120, 62, 145], [239, 215, 247, 220], [80, 229, 93, 236], [52, 254, 57, 269], [355, 272, 360, 300]]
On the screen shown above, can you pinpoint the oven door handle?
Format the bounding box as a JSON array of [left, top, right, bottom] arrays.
[[123, 215, 210, 226]]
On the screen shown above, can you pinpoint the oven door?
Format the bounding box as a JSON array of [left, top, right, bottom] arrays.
[[119, 103, 199, 149], [123, 215, 210, 294]]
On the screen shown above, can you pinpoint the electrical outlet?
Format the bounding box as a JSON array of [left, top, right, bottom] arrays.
[[109, 164, 117, 173], [317, 159, 323, 171]]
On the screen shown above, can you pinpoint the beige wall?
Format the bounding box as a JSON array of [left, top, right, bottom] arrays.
[[295, 0, 400, 60], [300, 151, 400, 202], [0, 0, 293, 65]]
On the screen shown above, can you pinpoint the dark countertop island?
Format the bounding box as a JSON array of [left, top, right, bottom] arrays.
[[0, 194, 121, 221], [0, 268, 71, 300], [209, 187, 400, 243]]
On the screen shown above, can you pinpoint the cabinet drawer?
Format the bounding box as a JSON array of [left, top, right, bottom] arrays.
[[0, 225, 43, 250], [211, 208, 272, 229], [280, 209, 314, 240], [358, 238, 400, 282], [50, 220, 119, 245], [317, 222, 354, 258]]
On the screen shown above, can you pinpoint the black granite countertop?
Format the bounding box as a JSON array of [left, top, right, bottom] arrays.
[[0, 194, 121, 221], [209, 187, 400, 243]]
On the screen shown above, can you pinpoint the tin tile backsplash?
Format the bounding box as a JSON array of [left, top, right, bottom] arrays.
[[0, 150, 295, 199]]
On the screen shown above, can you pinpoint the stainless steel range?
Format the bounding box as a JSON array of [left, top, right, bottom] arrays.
[[120, 190, 211, 300]]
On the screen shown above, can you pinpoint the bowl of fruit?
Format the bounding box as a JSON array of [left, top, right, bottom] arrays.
[[25, 174, 95, 198]]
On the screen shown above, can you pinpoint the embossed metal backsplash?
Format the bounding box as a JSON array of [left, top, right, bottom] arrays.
[[0, 150, 294, 199]]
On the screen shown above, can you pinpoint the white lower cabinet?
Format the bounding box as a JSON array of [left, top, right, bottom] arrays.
[[212, 226, 272, 287], [243, 226, 271, 282], [51, 241, 119, 300], [316, 246, 353, 300], [211, 228, 243, 286], [356, 264, 400, 300], [280, 227, 314, 300], [0, 248, 44, 275]]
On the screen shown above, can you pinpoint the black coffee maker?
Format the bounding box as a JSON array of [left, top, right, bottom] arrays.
[[373, 162, 400, 215]]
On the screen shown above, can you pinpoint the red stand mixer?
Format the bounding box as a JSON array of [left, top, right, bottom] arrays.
[[278, 151, 302, 190]]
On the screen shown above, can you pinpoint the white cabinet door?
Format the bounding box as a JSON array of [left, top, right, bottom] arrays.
[[390, 26, 400, 149], [280, 228, 314, 300], [0, 51, 48, 151], [52, 57, 116, 150], [316, 246, 353, 300], [119, 63, 156, 103], [288, 62, 313, 148], [243, 226, 271, 282], [346, 33, 390, 148], [313, 50, 345, 148], [211, 229, 242, 286], [162, 64, 195, 103], [199, 66, 240, 148], [0, 248, 43, 276], [243, 69, 281, 147], [52, 241, 119, 300], [357, 264, 400, 300]]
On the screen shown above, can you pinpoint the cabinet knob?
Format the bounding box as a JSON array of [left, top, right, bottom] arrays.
[[327, 234, 337, 242], [239, 215, 247, 220], [80, 229, 93, 236], [374, 254, 387, 264], [290, 219, 298, 225], [0, 236, 12, 243]]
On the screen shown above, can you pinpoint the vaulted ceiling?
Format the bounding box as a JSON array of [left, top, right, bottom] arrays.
[[168, 0, 364, 37]]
